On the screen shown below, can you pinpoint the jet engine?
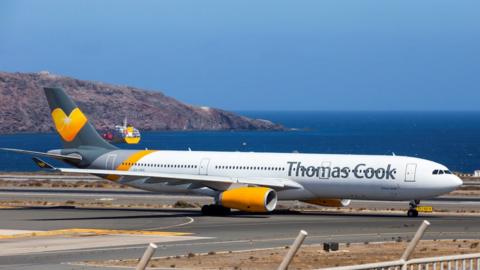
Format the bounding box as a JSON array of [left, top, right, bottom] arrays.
[[302, 198, 351, 207], [219, 187, 277, 212]]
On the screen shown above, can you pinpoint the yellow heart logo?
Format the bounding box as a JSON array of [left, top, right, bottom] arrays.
[[51, 108, 88, 142]]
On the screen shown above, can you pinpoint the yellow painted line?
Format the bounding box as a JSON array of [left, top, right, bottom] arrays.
[[0, 228, 191, 239], [0, 205, 17, 209]]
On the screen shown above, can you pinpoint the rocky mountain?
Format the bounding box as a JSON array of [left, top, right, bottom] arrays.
[[0, 71, 284, 134]]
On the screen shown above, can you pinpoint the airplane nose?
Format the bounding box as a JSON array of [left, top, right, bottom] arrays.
[[450, 175, 463, 189]]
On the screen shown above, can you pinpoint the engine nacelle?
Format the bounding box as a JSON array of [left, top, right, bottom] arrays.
[[302, 198, 351, 207], [219, 187, 278, 213]]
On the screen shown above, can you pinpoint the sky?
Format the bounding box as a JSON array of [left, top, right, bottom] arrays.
[[0, 1, 479, 111]]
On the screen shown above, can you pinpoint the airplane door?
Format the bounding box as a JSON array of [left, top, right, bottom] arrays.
[[106, 154, 117, 170], [405, 163, 417, 182], [199, 158, 210, 175]]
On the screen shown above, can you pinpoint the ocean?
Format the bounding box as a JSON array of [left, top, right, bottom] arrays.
[[1, 111, 480, 172]]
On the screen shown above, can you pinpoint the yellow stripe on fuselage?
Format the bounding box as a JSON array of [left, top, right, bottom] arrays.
[[106, 150, 156, 181]]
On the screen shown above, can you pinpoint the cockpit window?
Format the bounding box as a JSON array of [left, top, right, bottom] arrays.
[[433, 169, 453, 175]]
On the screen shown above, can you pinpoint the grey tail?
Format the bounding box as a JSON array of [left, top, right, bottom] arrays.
[[43, 87, 117, 150]]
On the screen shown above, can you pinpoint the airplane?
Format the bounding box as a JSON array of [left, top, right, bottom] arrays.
[[0, 87, 463, 217]]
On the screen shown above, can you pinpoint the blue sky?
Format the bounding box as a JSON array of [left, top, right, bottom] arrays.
[[0, 1, 479, 111]]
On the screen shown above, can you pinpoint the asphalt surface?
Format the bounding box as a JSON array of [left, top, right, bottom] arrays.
[[0, 190, 479, 269], [0, 187, 479, 211]]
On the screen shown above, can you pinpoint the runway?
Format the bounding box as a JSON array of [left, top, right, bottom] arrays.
[[0, 200, 479, 269], [0, 187, 479, 211]]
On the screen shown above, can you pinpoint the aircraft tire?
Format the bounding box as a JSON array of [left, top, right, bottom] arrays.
[[407, 209, 419, 217], [201, 205, 211, 215], [201, 204, 231, 216]]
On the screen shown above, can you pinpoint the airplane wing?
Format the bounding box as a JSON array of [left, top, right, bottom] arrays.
[[31, 158, 302, 191], [60, 168, 302, 190]]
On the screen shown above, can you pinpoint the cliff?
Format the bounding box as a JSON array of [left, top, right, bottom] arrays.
[[0, 71, 284, 134]]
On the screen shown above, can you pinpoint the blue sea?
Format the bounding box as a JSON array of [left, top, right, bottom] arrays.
[[1, 111, 480, 172]]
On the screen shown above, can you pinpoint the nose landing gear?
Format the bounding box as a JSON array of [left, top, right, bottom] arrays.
[[407, 200, 420, 217]]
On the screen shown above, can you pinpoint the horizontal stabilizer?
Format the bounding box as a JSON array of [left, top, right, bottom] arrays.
[[32, 157, 56, 170], [0, 148, 82, 161]]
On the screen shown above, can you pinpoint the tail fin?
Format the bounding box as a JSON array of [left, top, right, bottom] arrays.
[[44, 87, 116, 150]]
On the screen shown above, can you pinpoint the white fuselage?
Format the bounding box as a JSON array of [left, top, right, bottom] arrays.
[[106, 150, 462, 201]]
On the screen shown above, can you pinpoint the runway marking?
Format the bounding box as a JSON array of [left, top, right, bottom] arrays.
[[143, 216, 195, 231], [0, 228, 191, 239], [0, 229, 41, 236]]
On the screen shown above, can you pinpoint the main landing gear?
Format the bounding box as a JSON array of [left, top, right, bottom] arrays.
[[407, 200, 420, 217], [201, 204, 231, 216]]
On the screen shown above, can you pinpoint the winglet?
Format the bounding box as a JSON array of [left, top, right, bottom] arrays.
[[32, 157, 56, 170]]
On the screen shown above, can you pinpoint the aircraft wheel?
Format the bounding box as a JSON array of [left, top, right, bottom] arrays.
[[201, 205, 212, 215], [201, 204, 231, 216], [219, 206, 231, 215], [407, 209, 419, 217]]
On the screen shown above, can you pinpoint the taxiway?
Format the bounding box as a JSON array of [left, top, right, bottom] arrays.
[[0, 196, 479, 269]]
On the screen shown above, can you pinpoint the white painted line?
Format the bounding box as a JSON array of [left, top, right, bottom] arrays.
[[0, 229, 42, 236], [143, 217, 195, 231], [96, 198, 115, 201], [0, 192, 161, 199]]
